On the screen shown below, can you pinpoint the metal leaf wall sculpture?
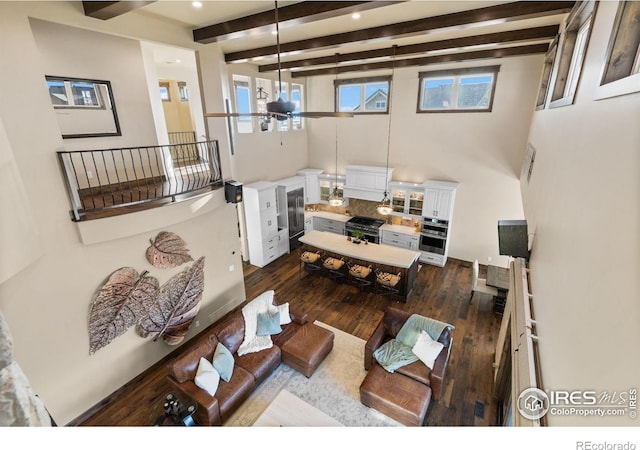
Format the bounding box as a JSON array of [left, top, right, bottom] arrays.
[[88, 267, 159, 354], [136, 257, 205, 345], [146, 231, 193, 269]]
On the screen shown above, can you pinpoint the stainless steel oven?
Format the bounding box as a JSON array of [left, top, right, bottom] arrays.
[[345, 216, 384, 244], [420, 218, 449, 255]]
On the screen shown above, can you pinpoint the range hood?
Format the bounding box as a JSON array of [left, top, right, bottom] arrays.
[[342, 165, 394, 202]]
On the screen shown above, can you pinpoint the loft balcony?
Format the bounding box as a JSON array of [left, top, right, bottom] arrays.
[[57, 140, 223, 221]]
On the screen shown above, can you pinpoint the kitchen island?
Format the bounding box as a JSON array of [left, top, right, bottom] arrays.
[[299, 230, 421, 302]]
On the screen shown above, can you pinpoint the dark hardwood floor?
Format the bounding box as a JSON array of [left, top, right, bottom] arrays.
[[76, 251, 501, 426]]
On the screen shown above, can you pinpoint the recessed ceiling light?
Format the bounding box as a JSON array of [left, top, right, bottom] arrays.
[[192, 1, 203, 8], [351, 13, 361, 20]]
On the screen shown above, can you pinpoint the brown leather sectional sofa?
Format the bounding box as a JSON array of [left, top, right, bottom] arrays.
[[167, 305, 333, 426]]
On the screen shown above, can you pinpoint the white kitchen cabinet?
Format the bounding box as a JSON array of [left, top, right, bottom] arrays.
[[381, 229, 419, 251], [420, 252, 445, 267], [343, 165, 394, 202], [422, 181, 459, 220], [389, 181, 425, 218], [318, 174, 348, 205], [313, 216, 345, 235], [304, 216, 313, 233], [296, 168, 323, 204], [243, 181, 287, 268]]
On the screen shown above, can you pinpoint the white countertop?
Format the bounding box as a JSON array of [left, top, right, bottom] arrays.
[[304, 211, 352, 222], [299, 231, 420, 268], [380, 224, 421, 236]]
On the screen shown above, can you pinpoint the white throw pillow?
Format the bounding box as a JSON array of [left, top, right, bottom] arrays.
[[194, 357, 220, 396], [270, 302, 292, 325], [238, 290, 275, 356], [411, 330, 444, 370]]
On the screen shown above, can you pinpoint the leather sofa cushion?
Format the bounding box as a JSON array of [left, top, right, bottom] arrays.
[[383, 308, 411, 337], [215, 365, 256, 423], [395, 359, 432, 386], [213, 312, 245, 355], [236, 345, 281, 384], [169, 334, 219, 383], [272, 321, 302, 348]]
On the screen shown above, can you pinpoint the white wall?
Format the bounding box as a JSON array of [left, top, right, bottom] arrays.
[[306, 56, 541, 266], [523, 1, 640, 426], [0, 4, 245, 425], [30, 18, 159, 150]]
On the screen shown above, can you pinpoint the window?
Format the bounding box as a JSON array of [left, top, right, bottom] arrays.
[[596, 1, 640, 99], [417, 66, 499, 113], [535, 38, 558, 110], [549, 1, 596, 108], [291, 83, 304, 130], [45, 76, 120, 138], [159, 82, 171, 101], [256, 78, 273, 132], [335, 76, 391, 114], [47, 77, 105, 108], [276, 81, 289, 131], [178, 82, 189, 101], [233, 75, 252, 133]]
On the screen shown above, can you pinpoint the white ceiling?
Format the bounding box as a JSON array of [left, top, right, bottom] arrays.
[[136, 1, 568, 69]]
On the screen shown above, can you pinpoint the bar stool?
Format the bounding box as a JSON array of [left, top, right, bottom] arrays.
[[375, 269, 402, 299], [299, 250, 323, 281], [347, 262, 373, 293], [322, 256, 346, 286]]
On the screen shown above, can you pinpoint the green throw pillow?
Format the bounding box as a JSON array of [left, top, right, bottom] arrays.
[[256, 311, 281, 336], [212, 342, 234, 382]]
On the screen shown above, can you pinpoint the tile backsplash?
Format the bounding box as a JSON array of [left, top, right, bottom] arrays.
[[306, 199, 421, 229]]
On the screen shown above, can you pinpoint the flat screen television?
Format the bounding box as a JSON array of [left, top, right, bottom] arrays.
[[498, 220, 529, 259]]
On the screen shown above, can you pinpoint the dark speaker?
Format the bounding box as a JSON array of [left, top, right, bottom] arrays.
[[498, 220, 529, 259], [225, 180, 243, 203]]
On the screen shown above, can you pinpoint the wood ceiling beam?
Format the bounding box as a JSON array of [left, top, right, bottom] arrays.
[[259, 25, 559, 72], [225, 1, 574, 62], [82, 1, 156, 20], [193, 1, 402, 44], [290, 43, 551, 78]]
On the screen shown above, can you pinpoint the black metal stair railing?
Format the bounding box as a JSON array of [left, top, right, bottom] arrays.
[[57, 140, 223, 221]]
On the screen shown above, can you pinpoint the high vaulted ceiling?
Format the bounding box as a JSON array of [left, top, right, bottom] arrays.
[[86, 1, 575, 77]]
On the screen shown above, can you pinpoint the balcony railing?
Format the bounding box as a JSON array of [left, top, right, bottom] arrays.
[[57, 140, 223, 221], [168, 131, 200, 167]]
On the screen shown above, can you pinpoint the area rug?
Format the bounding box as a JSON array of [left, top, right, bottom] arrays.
[[225, 321, 402, 427]]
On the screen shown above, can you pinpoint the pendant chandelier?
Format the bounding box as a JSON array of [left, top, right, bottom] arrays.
[[376, 46, 397, 216], [328, 53, 344, 207]]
